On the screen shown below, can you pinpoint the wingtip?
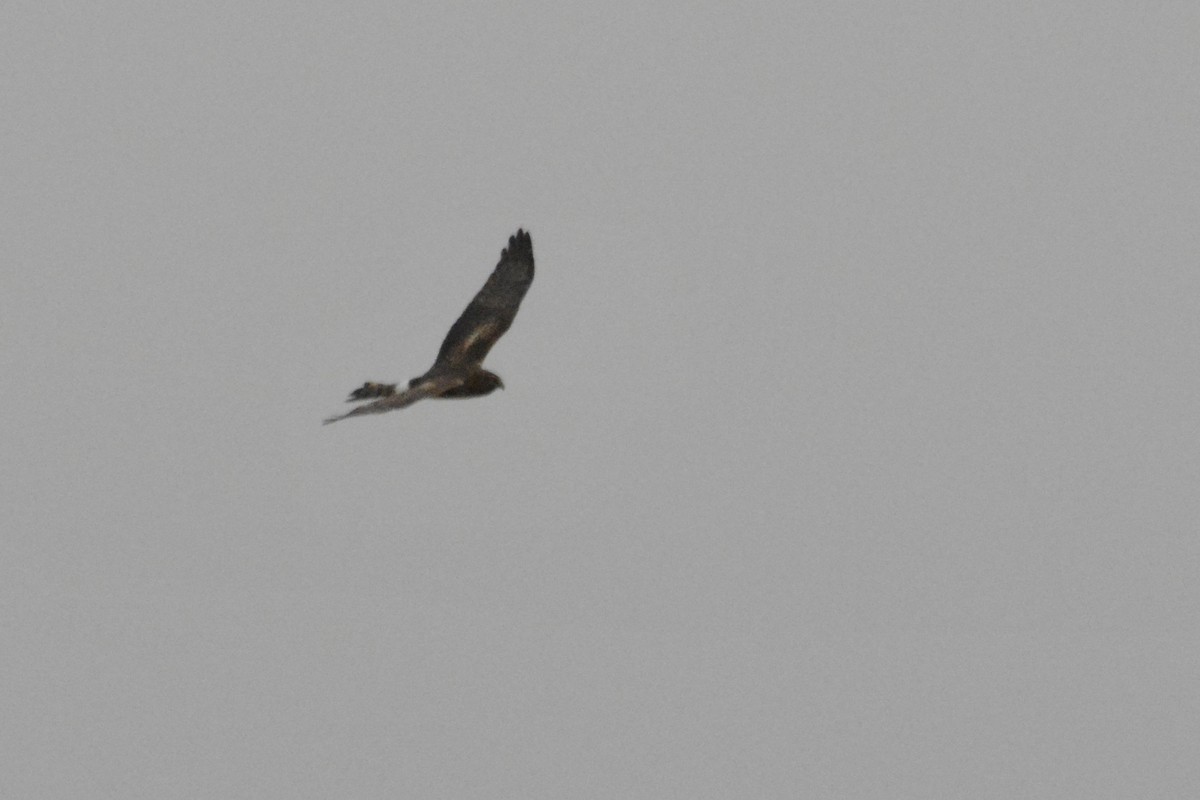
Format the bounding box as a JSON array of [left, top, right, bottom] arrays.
[[505, 228, 533, 259]]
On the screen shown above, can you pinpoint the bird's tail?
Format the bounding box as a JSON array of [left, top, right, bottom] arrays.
[[346, 381, 397, 402]]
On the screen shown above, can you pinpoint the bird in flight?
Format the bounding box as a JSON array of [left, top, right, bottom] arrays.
[[323, 229, 534, 424]]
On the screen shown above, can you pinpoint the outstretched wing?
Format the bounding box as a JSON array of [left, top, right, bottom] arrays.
[[434, 229, 534, 369], [322, 374, 464, 424]]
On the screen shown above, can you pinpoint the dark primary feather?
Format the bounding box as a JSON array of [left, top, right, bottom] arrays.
[[435, 229, 534, 368], [323, 229, 534, 424]]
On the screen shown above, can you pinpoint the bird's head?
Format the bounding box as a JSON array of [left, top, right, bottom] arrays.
[[447, 369, 503, 397], [477, 370, 504, 394]]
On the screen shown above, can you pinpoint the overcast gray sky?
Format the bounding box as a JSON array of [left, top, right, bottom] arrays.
[[4, 2, 1198, 797]]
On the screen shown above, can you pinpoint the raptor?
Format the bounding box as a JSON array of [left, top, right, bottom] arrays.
[[323, 229, 534, 424]]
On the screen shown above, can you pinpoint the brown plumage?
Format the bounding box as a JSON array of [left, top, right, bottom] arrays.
[[323, 229, 534, 424]]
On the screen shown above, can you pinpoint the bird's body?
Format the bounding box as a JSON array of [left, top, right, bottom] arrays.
[[323, 229, 534, 424]]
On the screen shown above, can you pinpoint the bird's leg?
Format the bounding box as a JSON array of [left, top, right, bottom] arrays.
[[346, 381, 397, 402]]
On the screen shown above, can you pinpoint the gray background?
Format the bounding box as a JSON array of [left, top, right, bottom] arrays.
[[3, 2, 1197, 797]]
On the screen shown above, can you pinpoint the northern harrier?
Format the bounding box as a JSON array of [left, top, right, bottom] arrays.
[[323, 229, 534, 424]]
